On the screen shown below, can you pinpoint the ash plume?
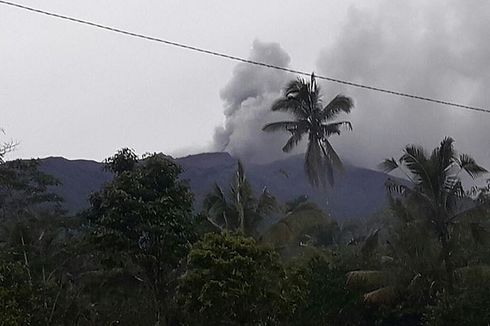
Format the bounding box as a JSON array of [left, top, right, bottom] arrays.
[[316, 0, 490, 169], [212, 2, 489, 170], [212, 40, 301, 163]]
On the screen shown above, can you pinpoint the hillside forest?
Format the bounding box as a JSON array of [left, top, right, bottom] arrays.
[[1, 75, 490, 325]]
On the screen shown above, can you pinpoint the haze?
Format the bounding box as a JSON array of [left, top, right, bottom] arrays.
[[1, 0, 489, 170]]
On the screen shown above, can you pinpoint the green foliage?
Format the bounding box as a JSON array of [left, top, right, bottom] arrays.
[[260, 203, 336, 254], [178, 232, 289, 325], [203, 161, 278, 236], [0, 159, 62, 219], [287, 253, 365, 326], [0, 262, 35, 325], [87, 152, 195, 264], [1, 139, 489, 325], [425, 284, 490, 326], [84, 150, 196, 324], [383, 137, 488, 290], [103, 147, 138, 175], [0, 157, 81, 325]]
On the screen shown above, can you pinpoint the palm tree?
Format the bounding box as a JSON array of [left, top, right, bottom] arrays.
[[203, 161, 278, 236], [262, 73, 354, 187], [380, 137, 487, 288]]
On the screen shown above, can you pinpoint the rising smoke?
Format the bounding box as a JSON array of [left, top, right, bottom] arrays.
[[212, 40, 302, 163], [213, 1, 490, 170], [316, 0, 490, 169]]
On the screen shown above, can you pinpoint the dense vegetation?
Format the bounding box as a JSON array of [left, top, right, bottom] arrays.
[[1, 77, 489, 325]]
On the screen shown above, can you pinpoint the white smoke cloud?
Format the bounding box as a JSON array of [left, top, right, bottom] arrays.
[[316, 0, 490, 169], [212, 40, 303, 163], [212, 2, 489, 170]]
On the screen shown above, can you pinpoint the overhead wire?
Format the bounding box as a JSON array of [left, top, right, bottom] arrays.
[[0, 0, 488, 114]]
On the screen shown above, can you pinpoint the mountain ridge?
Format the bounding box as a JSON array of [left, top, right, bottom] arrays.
[[37, 152, 395, 220]]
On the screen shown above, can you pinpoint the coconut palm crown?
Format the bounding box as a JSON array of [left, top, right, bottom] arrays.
[[262, 73, 354, 187], [203, 161, 278, 237], [380, 137, 487, 288], [380, 137, 487, 221]]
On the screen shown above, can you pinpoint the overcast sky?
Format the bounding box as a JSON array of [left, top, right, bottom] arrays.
[[1, 0, 489, 170]]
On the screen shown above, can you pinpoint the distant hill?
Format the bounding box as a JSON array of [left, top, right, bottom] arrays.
[[39, 157, 112, 213], [38, 153, 396, 220]]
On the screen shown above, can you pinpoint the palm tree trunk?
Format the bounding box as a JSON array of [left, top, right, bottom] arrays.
[[236, 192, 245, 233], [238, 204, 245, 234], [153, 290, 164, 326]]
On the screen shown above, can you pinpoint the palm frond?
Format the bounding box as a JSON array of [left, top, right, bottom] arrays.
[[322, 121, 352, 137], [346, 270, 386, 289], [203, 183, 227, 212], [262, 121, 300, 132], [284, 78, 306, 97], [232, 179, 254, 211], [445, 180, 465, 212], [203, 183, 229, 229], [363, 287, 397, 305], [457, 153, 488, 179], [448, 179, 465, 198], [282, 131, 304, 153], [231, 161, 253, 233], [361, 229, 380, 256], [385, 180, 411, 197], [322, 95, 354, 120], [256, 187, 278, 217], [437, 136, 456, 172], [320, 140, 343, 174], [270, 98, 308, 119], [322, 153, 334, 187], [305, 139, 323, 187], [379, 158, 399, 173], [400, 145, 432, 188], [388, 196, 413, 223]]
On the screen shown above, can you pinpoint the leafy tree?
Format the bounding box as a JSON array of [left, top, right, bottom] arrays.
[[203, 161, 277, 236], [263, 73, 354, 187], [287, 253, 366, 326], [260, 201, 336, 254], [0, 159, 64, 291], [0, 262, 36, 325], [0, 156, 81, 324], [344, 140, 489, 323], [84, 149, 196, 325], [0, 159, 62, 220], [178, 232, 289, 325], [0, 214, 81, 325], [103, 147, 138, 175], [380, 137, 487, 289], [346, 208, 441, 324], [425, 274, 490, 325]]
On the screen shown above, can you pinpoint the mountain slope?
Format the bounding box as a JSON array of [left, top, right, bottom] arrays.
[[39, 153, 394, 220]]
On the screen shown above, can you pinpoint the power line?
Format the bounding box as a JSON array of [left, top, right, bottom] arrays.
[[1, 0, 489, 115]]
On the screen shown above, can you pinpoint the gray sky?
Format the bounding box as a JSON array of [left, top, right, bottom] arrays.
[[1, 0, 489, 170]]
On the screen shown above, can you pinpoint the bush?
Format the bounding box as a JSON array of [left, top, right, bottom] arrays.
[[287, 253, 366, 326], [425, 285, 490, 326], [178, 232, 289, 325]]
